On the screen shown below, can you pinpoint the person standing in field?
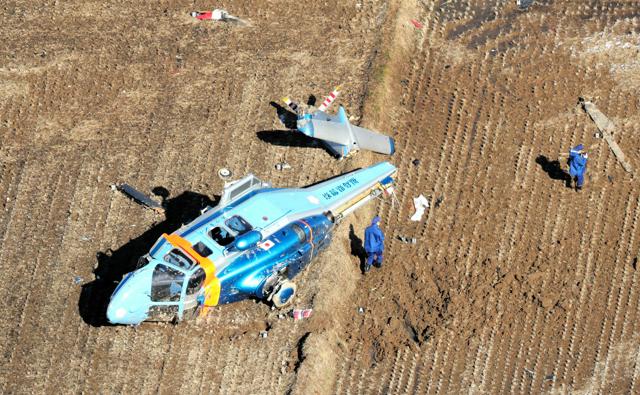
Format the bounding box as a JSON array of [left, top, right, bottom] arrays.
[[364, 216, 385, 273], [568, 144, 588, 191]]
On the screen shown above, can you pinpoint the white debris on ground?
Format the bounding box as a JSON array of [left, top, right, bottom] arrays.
[[398, 235, 417, 244], [212, 9, 228, 20], [218, 168, 232, 179], [410, 194, 429, 221], [275, 162, 291, 171]]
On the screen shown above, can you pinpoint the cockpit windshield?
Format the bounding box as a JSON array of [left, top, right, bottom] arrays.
[[151, 264, 185, 302]]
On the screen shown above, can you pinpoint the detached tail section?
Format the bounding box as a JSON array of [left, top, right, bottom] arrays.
[[337, 106, 394, 155], [352, 124, 395, 155], [299, 118, 352, 146], [285, 85, 395, 158]]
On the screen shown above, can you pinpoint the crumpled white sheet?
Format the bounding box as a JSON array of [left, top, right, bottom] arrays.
[[410, 194, 430, 221]]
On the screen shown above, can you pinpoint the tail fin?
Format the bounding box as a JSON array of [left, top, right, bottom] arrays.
[[318, 86, 341, 112], [337, 106, 349, 124]]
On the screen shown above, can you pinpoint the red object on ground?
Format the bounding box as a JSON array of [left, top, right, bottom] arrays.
[[410, 19, 424, 29], [196, 11, 213, 20], [293, 309, 313, 320]]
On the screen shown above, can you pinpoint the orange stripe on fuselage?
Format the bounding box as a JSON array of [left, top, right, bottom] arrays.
[[162, 233, 221, 307]]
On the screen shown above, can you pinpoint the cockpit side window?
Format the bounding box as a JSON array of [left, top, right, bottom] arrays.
[[209, 226, 235, 246], [151, 264, 185, 302], [163, 248, 194, 269], [193, 241, 213, 257], [225, 215, 253, 235], [136, 255, 151, 269], [187, 267, 206, 296]]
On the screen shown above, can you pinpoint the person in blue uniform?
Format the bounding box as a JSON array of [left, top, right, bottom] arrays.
[[568, 144, 588, 190], [364, 216, 385, 273]]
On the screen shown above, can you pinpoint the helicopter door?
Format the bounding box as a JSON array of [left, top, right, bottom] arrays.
[[148, 264, 184, 321]]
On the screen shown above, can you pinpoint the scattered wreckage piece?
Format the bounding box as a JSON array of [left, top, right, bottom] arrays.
[[218, 168, 233, 179], [114, 183, 164, 213], [517, 0, 534, 10], [397, 235, 417, 244], [275, 162, 291, 171], [190, 9, 250, 26], [281, 85, 395, 159], [580, 98, 633, 174], [292, 308, 313, 321], [410, 194, 429, 221]]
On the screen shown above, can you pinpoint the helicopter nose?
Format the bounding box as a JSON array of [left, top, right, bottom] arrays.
[[106, 275, 151, 325], [107, 293, 150, 325], [106, 300, 130, 324]]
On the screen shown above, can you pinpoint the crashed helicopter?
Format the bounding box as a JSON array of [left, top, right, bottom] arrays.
[[107, 162, 397, 325], [281, 86, 395, 159]]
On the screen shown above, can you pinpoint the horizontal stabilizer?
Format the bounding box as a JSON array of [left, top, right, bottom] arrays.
[[352, 125, 395, 155], [305, 119, 352, 146]]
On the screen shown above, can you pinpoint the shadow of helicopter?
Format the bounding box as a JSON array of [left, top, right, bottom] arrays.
[[78, 187, 218, 326]]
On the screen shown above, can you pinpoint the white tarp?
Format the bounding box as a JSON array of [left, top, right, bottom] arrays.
[[410, 194, 429, 221]]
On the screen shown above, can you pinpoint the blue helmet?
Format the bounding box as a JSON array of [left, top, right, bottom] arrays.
[[371, 216, 381, 225]]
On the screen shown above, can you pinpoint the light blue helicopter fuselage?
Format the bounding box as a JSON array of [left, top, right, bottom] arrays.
[[107, 162, 397, 325]]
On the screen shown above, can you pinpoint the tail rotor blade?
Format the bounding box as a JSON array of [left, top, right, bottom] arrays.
[[318, 86, 341, 112], [282, 96, 300, 114]]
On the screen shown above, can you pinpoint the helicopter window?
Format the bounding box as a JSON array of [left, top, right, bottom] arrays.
[[209, 226, 235, 246], [291, 223, 306, 242], [225, 215, 253, 235], [187, 268, 206, 296], [193, 241, 213, 257], [136, 255, 150, 269], [164, 248, 194, 269], [151, 264, 185, 302]]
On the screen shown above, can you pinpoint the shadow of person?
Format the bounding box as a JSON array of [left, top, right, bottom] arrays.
[[535, 155, 571, 188], [349, 224, 367, 273], [78, 188, 218, 326]]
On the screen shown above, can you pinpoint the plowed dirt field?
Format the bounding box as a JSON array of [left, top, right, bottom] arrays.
[[1, 0, 640, 394]]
